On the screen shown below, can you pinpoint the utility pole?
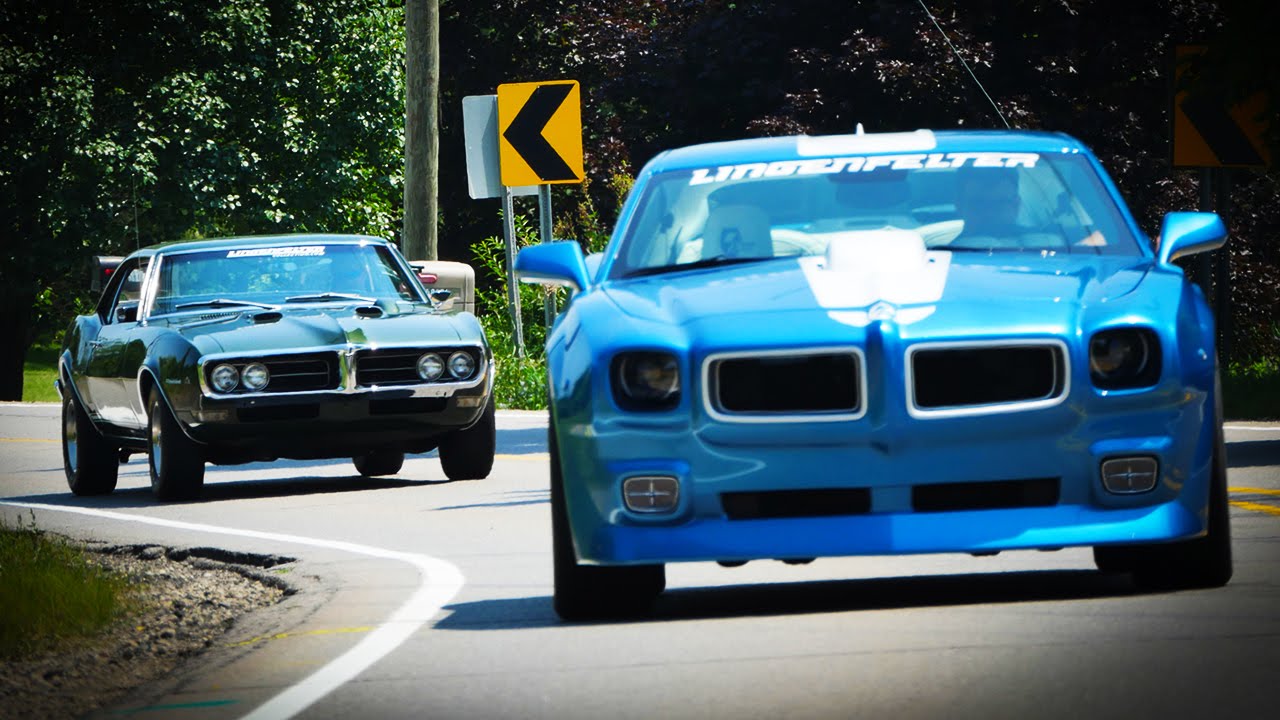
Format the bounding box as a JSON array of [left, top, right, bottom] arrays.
[[404, 0, 439, 260]]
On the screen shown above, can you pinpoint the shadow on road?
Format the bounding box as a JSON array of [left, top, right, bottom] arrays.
[[1226, 438, 1280, 469], [436, 568, 1140, 630]]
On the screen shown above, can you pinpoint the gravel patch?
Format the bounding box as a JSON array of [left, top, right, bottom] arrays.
[[0, 543, 290, 720]]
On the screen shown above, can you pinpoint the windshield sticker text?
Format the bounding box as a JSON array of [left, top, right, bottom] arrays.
[[226, 246, 327, 258], [688, 152, 1040, 186]]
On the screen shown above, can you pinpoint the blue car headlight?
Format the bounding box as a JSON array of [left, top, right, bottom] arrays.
[[611, 351, 680, 410], [1089, 328, 1161, 389]]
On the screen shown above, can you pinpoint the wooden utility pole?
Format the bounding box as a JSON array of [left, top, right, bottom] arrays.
[[404, 0, 439, 260]]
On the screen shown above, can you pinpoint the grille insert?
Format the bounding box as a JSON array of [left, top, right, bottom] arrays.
[[205, 353, 339, 394], [912, 478, 1060, 512], [722, 489, 871, 520], [709, 351, 861, 417], [911, 343, 1065, 411], [356, 348, 479, 387]]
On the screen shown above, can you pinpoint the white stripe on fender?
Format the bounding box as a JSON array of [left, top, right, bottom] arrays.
[[0, 501, 464, 720]]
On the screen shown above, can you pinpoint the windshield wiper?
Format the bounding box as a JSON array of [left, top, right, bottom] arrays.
[[174, 298, 279, 311], [284, 292, 377, 304], [623, 255, 775, 279]]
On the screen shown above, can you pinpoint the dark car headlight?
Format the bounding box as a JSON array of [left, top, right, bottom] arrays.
[[612, 351, 680, 410], [1089, 328, 1161, 389], [210, 364, 239, 393], [242, 362, 270, 391]]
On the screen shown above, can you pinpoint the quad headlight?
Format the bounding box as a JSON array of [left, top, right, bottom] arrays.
[[417, 353, 445, 381], [612, 351, 680, 410], [242, 362, 270, 391], [448, 351, 476, 379], [211, 364, 239, 393], [1089, 328, 1161, 389]]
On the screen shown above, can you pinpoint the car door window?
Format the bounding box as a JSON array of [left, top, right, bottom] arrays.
[[107, 259, 149, 324]]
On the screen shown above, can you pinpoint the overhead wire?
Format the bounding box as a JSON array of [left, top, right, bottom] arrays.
[[915, 0, 1012, 129]]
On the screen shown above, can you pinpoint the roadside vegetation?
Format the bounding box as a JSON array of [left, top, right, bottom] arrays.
[[0, 514, 134, 658]]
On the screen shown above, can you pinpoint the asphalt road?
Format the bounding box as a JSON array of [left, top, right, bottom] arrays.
[[2, 402, 1278, 720]]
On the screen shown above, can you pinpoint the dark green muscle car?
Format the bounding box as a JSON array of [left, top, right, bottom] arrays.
[[58, 234, 495, 501]]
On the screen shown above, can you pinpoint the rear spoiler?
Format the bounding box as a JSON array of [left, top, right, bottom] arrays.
[[408, 260, 476, 314], [90, 256, 125, 293]]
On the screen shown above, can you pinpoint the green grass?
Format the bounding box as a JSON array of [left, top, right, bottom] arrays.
[[0, 515, 134, 658], [1224, 358, 1280, 421], [22, 345, 60, 403]]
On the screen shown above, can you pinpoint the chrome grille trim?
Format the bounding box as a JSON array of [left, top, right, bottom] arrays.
[[906, 339, 1070, 418], [702, 347, 867, 423]]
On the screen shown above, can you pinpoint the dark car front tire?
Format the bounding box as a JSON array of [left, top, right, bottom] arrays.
[[550, 421, 665, 621], [438, 396, 496, 481], [353, 450, 405, 477], [148, 389, 205, 501], [62, 389, 119, 496]]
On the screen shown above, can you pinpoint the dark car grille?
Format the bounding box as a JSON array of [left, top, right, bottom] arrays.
[[205, 353, 339, 394], [910, 343, 1065, 411], [709, 351, 861, 416], [355, 347, 480, 387]]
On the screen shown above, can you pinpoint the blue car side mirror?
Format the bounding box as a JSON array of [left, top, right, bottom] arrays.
[[515, 241, 589, 293], [1157, 211, 1227, 266]]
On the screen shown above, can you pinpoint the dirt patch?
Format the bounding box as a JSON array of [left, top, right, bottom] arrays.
[[0, 544, 289, 720]]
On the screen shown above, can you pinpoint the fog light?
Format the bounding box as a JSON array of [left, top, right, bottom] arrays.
[[622, 476, 680, 513], [1101, 457, 1158, 493]]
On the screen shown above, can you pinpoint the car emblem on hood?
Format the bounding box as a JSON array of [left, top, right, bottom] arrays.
[[868, 301, 896, 321]]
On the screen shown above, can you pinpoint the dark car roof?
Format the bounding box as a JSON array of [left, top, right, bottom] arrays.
[[126, 234, 390, 259]]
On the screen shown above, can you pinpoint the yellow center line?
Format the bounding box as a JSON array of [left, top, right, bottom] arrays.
[[1230, 500, 1280, 517], [226, 626, 374, 648], [1229, 486, 1280, 497], [495, 453, 549, 461], [0, 437, 57, 443]]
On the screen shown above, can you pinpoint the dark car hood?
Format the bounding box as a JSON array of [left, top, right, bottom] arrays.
[[151, 305, 470, 356], [602, 250, 1154, 335]]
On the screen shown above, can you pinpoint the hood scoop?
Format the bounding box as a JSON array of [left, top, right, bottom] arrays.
[[355, 305, 384, 318], [251, 311, 283, 324], [798, 229, 951, 327]]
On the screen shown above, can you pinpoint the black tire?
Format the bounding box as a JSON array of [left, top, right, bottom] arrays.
[[62, 388, 119, 496], [550, 421, 665, 621], [147, 390, 205, 501], [353, 450, 405, 477], [438, 396, 496, 480], [1097, 372, 1233, 590]]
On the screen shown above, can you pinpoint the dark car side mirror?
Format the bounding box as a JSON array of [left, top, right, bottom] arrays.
[[430, 289, 453, 304], [115, 301, 139, 324]]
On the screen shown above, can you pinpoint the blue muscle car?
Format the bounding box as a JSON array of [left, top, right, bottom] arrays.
[[516, 129, 1232, 619], [60, 234, 495, 501]]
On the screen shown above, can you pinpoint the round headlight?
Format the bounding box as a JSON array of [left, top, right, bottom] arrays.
[[211, 364, 239, 393], [1089, 328, 1159, 389], [613, 352, 680, 409], [448, 351, 475, 379], [417, 353, 444, 381], [242, 362, 270, 391]]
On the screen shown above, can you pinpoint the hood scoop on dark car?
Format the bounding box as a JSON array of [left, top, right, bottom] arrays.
[[355, 305, 384, 318], [251, 311, 283, 324]]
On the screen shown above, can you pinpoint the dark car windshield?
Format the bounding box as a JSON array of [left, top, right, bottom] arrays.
[[149, 243, 423, 316], [609, 151, 1142, 278]]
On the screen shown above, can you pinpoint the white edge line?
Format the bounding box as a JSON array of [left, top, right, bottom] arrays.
[[1224, 425, 1280, 432], [0, 501, 464, 720]]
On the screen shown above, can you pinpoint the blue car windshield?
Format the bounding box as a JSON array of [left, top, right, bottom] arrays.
[[610, 151, 1142, 278], [149, 243, 422, 316]]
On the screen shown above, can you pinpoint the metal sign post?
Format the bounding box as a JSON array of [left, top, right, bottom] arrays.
[[501, 186, 525, 357], [538, 185, 557, 328]]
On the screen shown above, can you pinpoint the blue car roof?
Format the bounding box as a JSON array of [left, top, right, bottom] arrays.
[[643, 129, 1090, 173]]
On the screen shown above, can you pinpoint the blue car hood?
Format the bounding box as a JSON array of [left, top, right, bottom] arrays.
[[602, 252, 1154, 335], [157, 305, 469, 356]]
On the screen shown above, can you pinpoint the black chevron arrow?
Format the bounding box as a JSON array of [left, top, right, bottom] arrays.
[[503, 84, 578, 182], [1180, 92, 1266, 167]]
